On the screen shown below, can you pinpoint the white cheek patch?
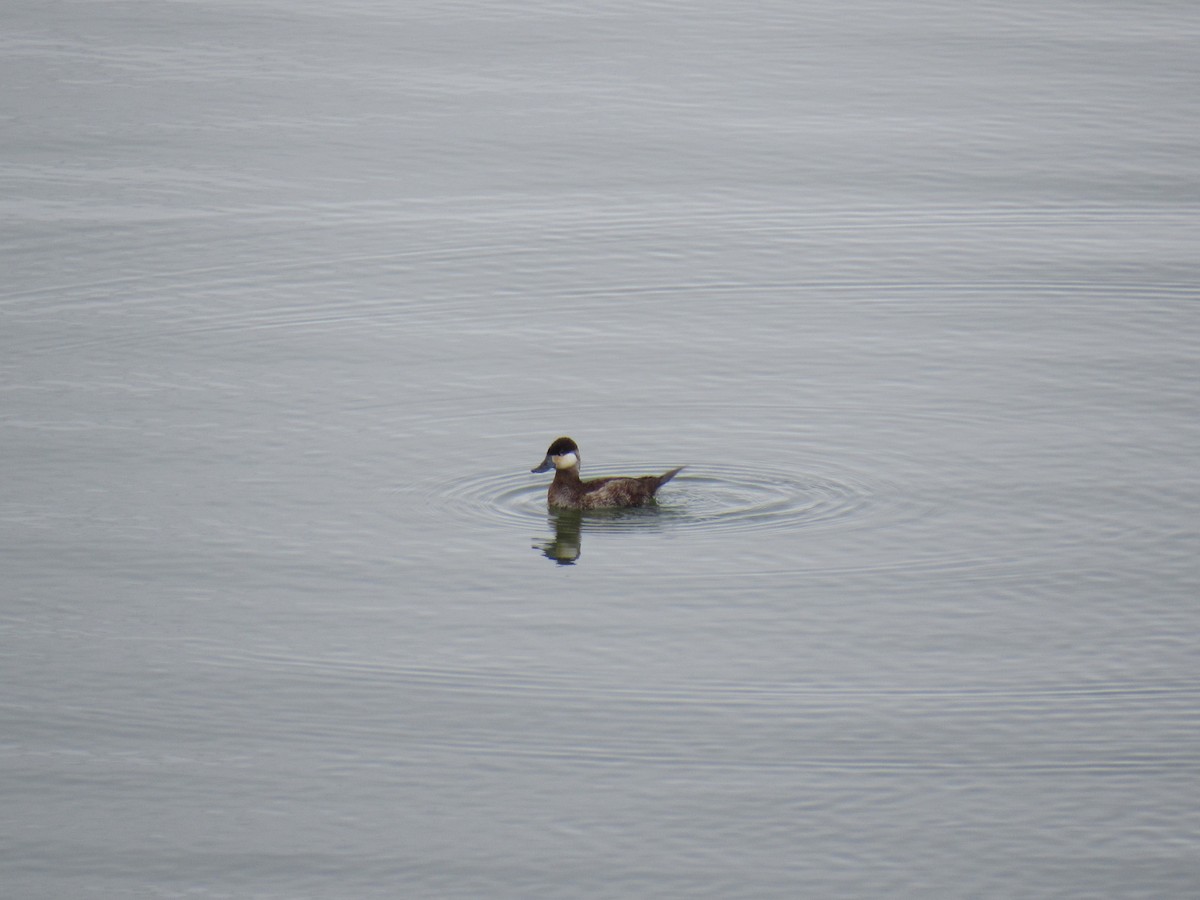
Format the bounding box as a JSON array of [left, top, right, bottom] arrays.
[[553, 452, 579, 470]]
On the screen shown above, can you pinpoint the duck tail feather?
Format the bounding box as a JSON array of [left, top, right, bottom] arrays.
[[657, 466, 684, 487]]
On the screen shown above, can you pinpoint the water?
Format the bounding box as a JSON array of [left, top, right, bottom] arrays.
[[3, 1, 1199, 897]]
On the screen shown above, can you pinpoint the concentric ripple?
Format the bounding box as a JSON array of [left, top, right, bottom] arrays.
[[420, 462, 895, 535]]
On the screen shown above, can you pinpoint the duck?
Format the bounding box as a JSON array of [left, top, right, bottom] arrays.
[[530, 436, 683, 509]]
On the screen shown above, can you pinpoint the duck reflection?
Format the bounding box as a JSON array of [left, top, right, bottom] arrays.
[[533, 505, 678, 565], [534, 507, 584, 565]]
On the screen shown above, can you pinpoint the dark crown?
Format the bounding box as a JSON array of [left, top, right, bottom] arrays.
[[547, 436, 579, 456]]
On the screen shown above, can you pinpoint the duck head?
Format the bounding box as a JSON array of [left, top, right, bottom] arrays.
[[531, 436, 580, 473]]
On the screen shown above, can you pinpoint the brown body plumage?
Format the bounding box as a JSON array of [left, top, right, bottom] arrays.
[[531, 437, 682, 510]]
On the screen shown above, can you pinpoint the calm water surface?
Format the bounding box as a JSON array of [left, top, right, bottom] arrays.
[[3, 1, 1199, 897]]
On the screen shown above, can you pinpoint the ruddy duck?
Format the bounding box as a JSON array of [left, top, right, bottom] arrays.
[[530, 436, 683, 509]]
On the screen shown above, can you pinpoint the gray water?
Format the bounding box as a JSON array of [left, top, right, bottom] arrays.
[[4, 1, 1199, 897]]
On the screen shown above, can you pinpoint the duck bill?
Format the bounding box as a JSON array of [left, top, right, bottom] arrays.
[[531, 455, 554, 473]]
